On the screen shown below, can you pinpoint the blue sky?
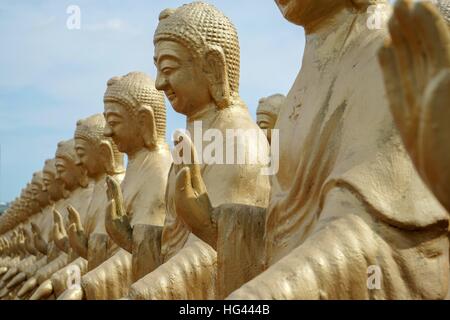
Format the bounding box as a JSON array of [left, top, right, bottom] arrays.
[[0, 0, 304, 203]]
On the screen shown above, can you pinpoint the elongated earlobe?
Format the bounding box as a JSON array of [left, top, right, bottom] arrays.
[[138, 107, 158, 149], [99, 141, 116, 175], [78, 167, 89, 188], [203, 45, 231, 109]]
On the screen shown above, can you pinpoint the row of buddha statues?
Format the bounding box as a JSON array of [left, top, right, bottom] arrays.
[[1, 0, 450, 300]]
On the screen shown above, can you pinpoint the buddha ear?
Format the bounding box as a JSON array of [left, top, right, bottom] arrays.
[[77, 166, 89, 188], [203, 45, 231, 109], [138, 107, 157, 149], [99, 141, 116, 175]]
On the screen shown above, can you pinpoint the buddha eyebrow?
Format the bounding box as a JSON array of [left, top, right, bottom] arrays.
[[154, 54, 180, 65], [105, 111, 123, 118]]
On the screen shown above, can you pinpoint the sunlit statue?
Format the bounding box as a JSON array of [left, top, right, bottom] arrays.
[[128, 2, 270, 299], [256, 94, 285, 144], [177, 0, 449, 300], [0, 176, 46, 299], [0, 172, 51, 298], [29, 139, 94, 299], [62, 72, 170, 300], [16, 159, 69, 298], [56, 114, 125, 299]]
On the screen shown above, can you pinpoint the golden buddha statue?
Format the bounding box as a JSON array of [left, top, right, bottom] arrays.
[[55, 114, 125, 299], [61, 72, 172, 300], [256, 94, 286, 144], [1, 172, 51, 297], [17, 159, 68, 298], [128, 2, 270, 300], [29, 139, 94, 300], [216, 0, 448, 299], [0, 180, 41, 298]]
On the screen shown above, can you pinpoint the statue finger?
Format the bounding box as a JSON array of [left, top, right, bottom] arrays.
[[378, 43, 413, 144], [413, 1, 450, 75], [176, 167, 196, 201], [394, 0, 426, 93], [388, 14, 417, 110]]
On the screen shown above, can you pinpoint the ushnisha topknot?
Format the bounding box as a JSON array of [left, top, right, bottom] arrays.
[[43, 158, 57, 176], [74, 113, 124, 173], [75, 114, 108, 148], [55, 139, 77, 163], [154, 1, 240, 96], [104, 71, 167, 139], [31, 171, 44, 187], [434, 0, 450, 25]]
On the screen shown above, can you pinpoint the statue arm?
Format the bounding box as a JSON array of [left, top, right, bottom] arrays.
[[80, 249, 132, 300], [227, 187, 449, 300], [128, 236, 217, 300]]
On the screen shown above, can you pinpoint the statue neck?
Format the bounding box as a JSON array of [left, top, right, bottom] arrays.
[[127, 148, 149, 168], [186, 102, 219, 135], [186, 102, 217, 124], [304, 6, 366, 67]]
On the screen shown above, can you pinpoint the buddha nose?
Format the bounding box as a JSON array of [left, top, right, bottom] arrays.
[[155, 72, 168, 91]]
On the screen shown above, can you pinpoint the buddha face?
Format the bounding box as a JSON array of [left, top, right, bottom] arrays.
[[55, 157, 79, 191], [104, 102, 143, 155], [257, 112, 278, 143], [275, 0, 347, 27], [30, 183, 48, 208], [74, 138, 104, 178], [42, 172, 61, 201], [154, 40, 212, 117]]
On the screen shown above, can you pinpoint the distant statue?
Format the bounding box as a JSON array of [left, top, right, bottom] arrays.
[[256, 94, 285, 144]]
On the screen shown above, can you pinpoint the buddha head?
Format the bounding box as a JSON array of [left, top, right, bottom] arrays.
[[31, 171, 50, 208], [103, 72, 167, 155], [43, 158, 64, 202], [74, 114, 124, 180], [22, 183, 38, 215], [275, 0, 388, 29], [257, 94, 286, 144], [55, 139, 89, 194], [154, 2, 241, 116]]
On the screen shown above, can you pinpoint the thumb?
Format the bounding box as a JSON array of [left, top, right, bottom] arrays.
[[68, 223, 77, 236], [53, 209, 62, 225], [176, 167, 196, 201], [67, 205, 83, 231]]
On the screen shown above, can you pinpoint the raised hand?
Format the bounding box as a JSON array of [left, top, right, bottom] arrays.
[[30, 222, 48, 255], [378, 0, 450, 211], [67, 205, 88, 258], [173, 131, 216, 249], [23, 227, 37, 255], [105, 175, 132, 253], [53, 209, 70, 253]]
